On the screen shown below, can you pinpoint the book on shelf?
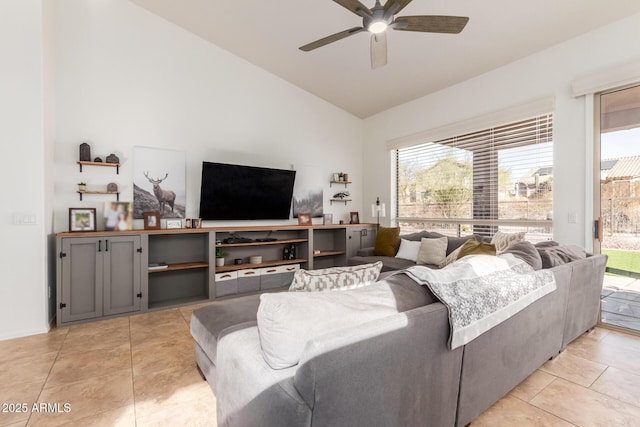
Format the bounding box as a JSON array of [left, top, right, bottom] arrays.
[[148, 262, 169, 271]]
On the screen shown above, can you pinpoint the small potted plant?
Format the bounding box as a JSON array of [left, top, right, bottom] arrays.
[[78, 182, 87, 191], [215, 247, 226, 267], [338, 172, 345, 182]]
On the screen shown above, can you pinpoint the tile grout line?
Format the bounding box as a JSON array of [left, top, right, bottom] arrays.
[[128, 315, 139, 427], [522, 377, 579, 426], [587, 365, 609, 389], [516, 370, 558, 403], [25, 327, 70, 426]]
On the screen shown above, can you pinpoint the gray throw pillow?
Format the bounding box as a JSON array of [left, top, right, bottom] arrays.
[[501, 241, 542, 270], [537, 245, 586, 268], [535, 240, 560, 248]]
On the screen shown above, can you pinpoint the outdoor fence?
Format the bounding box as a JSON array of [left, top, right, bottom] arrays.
[[398, 199, 553, 242], [602, 196, 640, 236]]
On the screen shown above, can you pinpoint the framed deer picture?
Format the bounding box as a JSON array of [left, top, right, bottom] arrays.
[[133, 147, 186, 219]]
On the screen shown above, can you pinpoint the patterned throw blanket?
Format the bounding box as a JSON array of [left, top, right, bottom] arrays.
[[404, 254, 556, 350]]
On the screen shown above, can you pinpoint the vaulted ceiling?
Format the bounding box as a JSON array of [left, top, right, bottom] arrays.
[[130, 0, 640, 118]]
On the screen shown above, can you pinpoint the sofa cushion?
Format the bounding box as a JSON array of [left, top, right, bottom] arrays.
[[257, 277, 434, 369], [395, 238, 422, 262], [417, 237, 448, 266], [348, 255, 419, 272], [402, 230, 445, 241], [501, 241, 542, 270], [190, 294, 262, 364], [537, 245, 586, 268], [374, 227, 400, 256], [288, 262, 383, 292], [491, 231, 526, 252], [457, 237, 496, 260]]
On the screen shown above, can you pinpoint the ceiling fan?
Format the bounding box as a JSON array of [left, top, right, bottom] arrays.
[[299, 0, 469, 69]]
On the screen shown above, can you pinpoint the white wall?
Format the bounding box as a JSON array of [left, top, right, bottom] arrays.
[[363, 13, 640, 247], [53, 0, 364, 232], [0, 0, 50, 339]]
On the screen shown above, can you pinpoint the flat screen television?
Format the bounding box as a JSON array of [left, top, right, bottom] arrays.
[[199, 162, 296, 220]]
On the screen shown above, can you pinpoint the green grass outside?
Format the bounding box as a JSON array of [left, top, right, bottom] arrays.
[[602, 249, 640, 275]]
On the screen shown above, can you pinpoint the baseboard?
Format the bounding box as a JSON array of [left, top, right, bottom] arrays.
[[0, 325, 50, 341]]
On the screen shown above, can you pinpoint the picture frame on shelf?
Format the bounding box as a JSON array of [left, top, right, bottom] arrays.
[[69, 208, 97, 232], [103, 201, 133, 231], [144, 211, 161, 230], [297, 212, 312, 226], [323, 213, 333, 225], [166, 219, 182, 229], [332, 173, 340, 182], [349, 211, 360, 224]]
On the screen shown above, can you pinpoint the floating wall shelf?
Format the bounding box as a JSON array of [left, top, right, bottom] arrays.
[[78, 161, 120, 174]]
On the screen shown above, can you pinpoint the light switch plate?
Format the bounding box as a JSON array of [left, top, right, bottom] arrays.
[[13, 212, 37, 225]]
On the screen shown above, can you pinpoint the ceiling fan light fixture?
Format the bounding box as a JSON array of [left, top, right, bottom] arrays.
[[368, 20, 388, 34]]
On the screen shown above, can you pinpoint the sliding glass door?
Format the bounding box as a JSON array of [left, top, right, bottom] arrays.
[[597, 84, 640, 331]]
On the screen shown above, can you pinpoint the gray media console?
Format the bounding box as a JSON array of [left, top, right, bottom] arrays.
[[55, 224, 376, 326]]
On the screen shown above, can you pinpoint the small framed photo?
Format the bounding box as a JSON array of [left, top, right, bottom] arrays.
[[349, 211, 360, 224], [69, 208, 97, 232], [144, 211, 161, 230], [104, 201, 133, 231], [166, 219, 182, 229], [323, 213, 333, 225], [297, 212, 312, 226], [332, 173, 340, 182]]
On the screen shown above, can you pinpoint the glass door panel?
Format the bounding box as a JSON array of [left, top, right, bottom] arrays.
[[598, 84, 640, 331]]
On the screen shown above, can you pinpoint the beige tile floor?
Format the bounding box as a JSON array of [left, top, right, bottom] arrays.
[[1, 305, 639, 427]]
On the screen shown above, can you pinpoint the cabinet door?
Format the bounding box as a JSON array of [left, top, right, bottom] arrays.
[[60, 237, 103, 323], [103, 235, 142, 316], [347, 227, 377, 258], [361, 226, 377, 248]]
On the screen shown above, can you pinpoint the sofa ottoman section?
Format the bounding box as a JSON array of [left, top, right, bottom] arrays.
[[190, 293, 262, 392]]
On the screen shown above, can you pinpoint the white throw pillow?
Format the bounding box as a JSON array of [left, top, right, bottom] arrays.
[[417, 237, 448, 265], [395, 238, 422, 262], [257, 282, 425, 369], [288, 262, 383, 292], [491, 231, 526, 252]]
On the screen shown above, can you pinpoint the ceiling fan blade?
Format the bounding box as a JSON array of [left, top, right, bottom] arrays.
[[392, 16, 469, 34], [370, 32, 387, 69], [332, 0, 372, 17], [299, 27, 365, 52], [383, 0, 413, 15]]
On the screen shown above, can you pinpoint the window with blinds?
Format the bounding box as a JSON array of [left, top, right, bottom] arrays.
[[396, 114, 553, 240]]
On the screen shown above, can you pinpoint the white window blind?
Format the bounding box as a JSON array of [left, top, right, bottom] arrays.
[[396, 114, 553, 240]]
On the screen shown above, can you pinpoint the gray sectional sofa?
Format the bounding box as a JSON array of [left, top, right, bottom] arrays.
[[347, 230, 490, 271], [191, 251, 607, 427]]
